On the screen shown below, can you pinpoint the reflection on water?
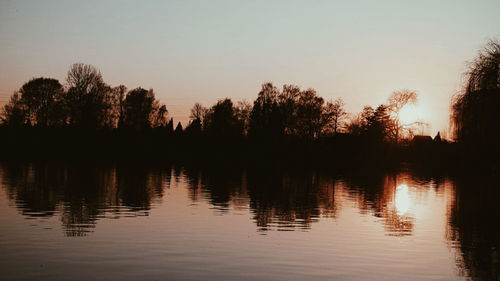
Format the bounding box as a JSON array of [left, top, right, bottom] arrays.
[[395, 184, 411, 215], [1, 163, 168, 236], [0, 162, 498, 281], [446, 176, 500, 281]]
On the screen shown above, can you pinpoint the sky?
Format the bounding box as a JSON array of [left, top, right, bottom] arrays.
[[1, 0, 499, 135]]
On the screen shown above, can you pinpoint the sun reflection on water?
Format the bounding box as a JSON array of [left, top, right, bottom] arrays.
[[395, 184, 411, 216]]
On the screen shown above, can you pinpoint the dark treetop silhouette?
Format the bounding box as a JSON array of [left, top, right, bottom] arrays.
[[451, 40, 500, 165]]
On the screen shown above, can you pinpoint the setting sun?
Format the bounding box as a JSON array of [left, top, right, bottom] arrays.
[[399, 104, 423, 126]]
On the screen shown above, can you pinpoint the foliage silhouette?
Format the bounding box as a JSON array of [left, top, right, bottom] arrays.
[[175, 121, 183, 133], [451, 40, 500, 163], [1, 92, 27, 127], [204, 98, 244, 137], [249, 82, 284, 137], [18, 77, 65, 127], [122, 87, 166, 130]]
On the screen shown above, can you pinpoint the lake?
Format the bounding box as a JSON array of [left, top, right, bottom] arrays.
[[0, 162, 498, 281]]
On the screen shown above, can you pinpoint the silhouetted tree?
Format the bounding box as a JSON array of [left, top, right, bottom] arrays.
[[451, 40, 500, 149], [175, 122, 183, 133], [345, 115, 363, 136], [112, 85, 127, 128], [153, 105, 168, 128], [347, 106, 374, 136], [18, 77, 65, 127], [367, 104, 391, 142], [387, 89, 417, 143], [1, 92, 27, 127], [166, 118, 174, 133], [249, 82, 284, 137], [121, 87, 165, 130], [279, 84, 301, 135], [66, 63, 114, 128], [295, 88, 324, 138], [235, 100, 252, 135], [346, 105, 390, 142], [322, 98, 347, 135], [249, 83, 329, 138], [205, 98, 243, 136], [185, 102, 207, 134]]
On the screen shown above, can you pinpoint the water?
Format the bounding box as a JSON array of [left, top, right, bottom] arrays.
[[0, 162, 498, 281]]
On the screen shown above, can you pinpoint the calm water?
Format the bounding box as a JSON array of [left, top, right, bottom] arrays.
[[0, 162, 498, 281]]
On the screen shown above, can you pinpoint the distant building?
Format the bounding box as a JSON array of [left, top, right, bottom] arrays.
[[411, 135, 433, 147], [433, 132, 442, 142]]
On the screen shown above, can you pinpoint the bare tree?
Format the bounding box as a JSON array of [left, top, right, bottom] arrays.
[[322, 98, 347, 135], [187, 102, 207, 133], [66, 63, 114, 128], [387, 89, 418, 143], [189, 103, 207, 123]]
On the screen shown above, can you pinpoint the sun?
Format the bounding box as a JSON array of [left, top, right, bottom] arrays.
[[398, 104, 422, 125]]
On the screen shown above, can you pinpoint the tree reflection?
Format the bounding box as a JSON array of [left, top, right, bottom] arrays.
[[182, 166, 248, 211], [181, 167, 339, 230], [1, 162, 61, 217], [2, 162, 498, 280], [0, 163, 432, 236], [342, 172, 422, 236], [246, 170, 336, 231], [179, 167, 444, 236], [447, 175, 500, 281], [0, 162, 169, 236]]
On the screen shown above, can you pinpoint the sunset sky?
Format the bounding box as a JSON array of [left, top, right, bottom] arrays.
[[1, 0, 499, 135]]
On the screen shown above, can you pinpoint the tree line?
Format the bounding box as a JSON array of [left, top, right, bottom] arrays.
[[1, 39, 498, 164], [2, 63, 169, 131], [1, 63, 422, 144], [184, 83, 421, 144]]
